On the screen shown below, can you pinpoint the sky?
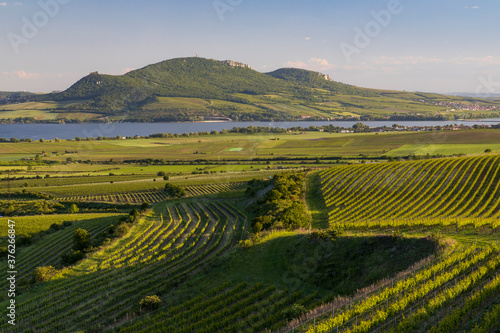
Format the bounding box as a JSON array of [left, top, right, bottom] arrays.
[[0, 0, 499, 94]]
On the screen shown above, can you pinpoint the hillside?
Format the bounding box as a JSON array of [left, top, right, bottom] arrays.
[[1, 57, 499, 122], [320, 154, 500, 226]]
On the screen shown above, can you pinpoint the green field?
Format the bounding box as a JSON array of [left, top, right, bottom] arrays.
[[2, 129, 500, 164], [1, 127, 500, 332]]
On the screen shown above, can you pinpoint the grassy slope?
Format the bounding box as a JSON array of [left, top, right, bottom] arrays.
[[177, 230, 437, 299], [306, 170, 329, 229]]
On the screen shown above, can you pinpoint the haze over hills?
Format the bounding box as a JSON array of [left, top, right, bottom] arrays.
[[447, 92, 500, 98], [1, 57, 499, 123]]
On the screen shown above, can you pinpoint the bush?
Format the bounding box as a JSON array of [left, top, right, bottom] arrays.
[[73, 228, 91, 252], [282, 304, 306, 321], [310, 228, 341, 241], [140, 202, 150, 211], [33, 266, 57, 283], [61, 250, 85, 266], [114, 222, 130, 237], [70, 204, 80, 214], [139, 295, 162, 311], [50, 223, 62, 231], [164, 183, 187, 198], [17, 235, 33, 247]]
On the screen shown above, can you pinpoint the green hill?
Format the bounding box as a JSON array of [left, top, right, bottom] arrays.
[[2, 57, 499, 122], [266, 67, 378, 97]]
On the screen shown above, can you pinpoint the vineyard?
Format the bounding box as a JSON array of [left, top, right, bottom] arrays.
[[58, 182, 247, 203], [320, 155, 500, 225], [118, 281, 322, 333], [0, 213, 120, 246], [289, 245, 500, 333], [2, 152, 500, 332], [0, 199, 252, 332], [0, 214, 123, 279]]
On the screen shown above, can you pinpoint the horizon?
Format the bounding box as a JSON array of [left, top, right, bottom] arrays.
[[1, 0, 499, 94]]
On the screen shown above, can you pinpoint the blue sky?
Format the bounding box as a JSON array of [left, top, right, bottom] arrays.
[[0, 0, 499, 94]]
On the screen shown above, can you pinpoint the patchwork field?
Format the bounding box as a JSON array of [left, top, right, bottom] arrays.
[[0, 128, 499, 332]]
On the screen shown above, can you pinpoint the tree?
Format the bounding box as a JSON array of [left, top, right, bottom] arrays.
[[140, 202, 150, 211], [280, 201, 309, 230], [113, 222, 130, 237], [70, 204, 79, 214], [164, 183, 187, 198], [33, 266, 57, 283], [73, 228, 91, 252], [139, 295, 162, 311]]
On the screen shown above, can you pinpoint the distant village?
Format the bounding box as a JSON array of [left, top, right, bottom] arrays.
[[417, 99, 500, 111], [0, 95, 31, 105], [335, 122, 497, 134]]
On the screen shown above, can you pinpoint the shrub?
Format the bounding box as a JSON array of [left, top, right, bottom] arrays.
[[33, 266, 57, 283], [140, 202, 150, 211], [139, 295, 162, 311], [70, 204, 80, 214], [114, 222, 130, 237], [61, 250, 85, 266], [282, 304, 306, 321], [164, 183, 187, 198], [73, 228, 91, 252]]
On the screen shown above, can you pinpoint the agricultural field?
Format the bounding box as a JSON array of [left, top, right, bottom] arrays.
[[0, 128, 500, 332], [3, 129, 500, 163]]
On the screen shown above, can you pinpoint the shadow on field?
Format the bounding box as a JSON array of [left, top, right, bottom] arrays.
[[203, 233, 438, 297]]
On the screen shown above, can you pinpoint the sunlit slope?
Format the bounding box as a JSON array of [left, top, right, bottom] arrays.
[[321, 155, 500, 224], [0, 201, 246, 332], [304, 245, 500, 333]]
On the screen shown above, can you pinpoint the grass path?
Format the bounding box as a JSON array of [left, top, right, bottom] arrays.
[[306, 170, 330, 229]]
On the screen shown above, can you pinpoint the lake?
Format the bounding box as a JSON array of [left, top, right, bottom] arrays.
[[0, 120, 499, 140]]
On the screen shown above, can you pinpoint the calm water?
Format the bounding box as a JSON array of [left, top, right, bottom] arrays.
[[0, 120, 499, 140]]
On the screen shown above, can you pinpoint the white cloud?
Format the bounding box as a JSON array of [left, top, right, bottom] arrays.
[[121, 68, 134, 74], [3, 70, 39, 79], [285, 60, 307, 68], [472, 6, 479, 9], [0, 2, 8, 6], [285, 58, 335, 71], [305, 37, 311, 41], [460, 56, 500, 65]]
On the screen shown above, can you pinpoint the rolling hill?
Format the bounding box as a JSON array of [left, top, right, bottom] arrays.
[[1, 57, 499, 122]]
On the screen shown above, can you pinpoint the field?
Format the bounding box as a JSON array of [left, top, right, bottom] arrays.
[[2, 129, 500, 163], [0, 127, 499, 332]]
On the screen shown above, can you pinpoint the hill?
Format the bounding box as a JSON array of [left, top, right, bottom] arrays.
[[1, 57, 499, 122]]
